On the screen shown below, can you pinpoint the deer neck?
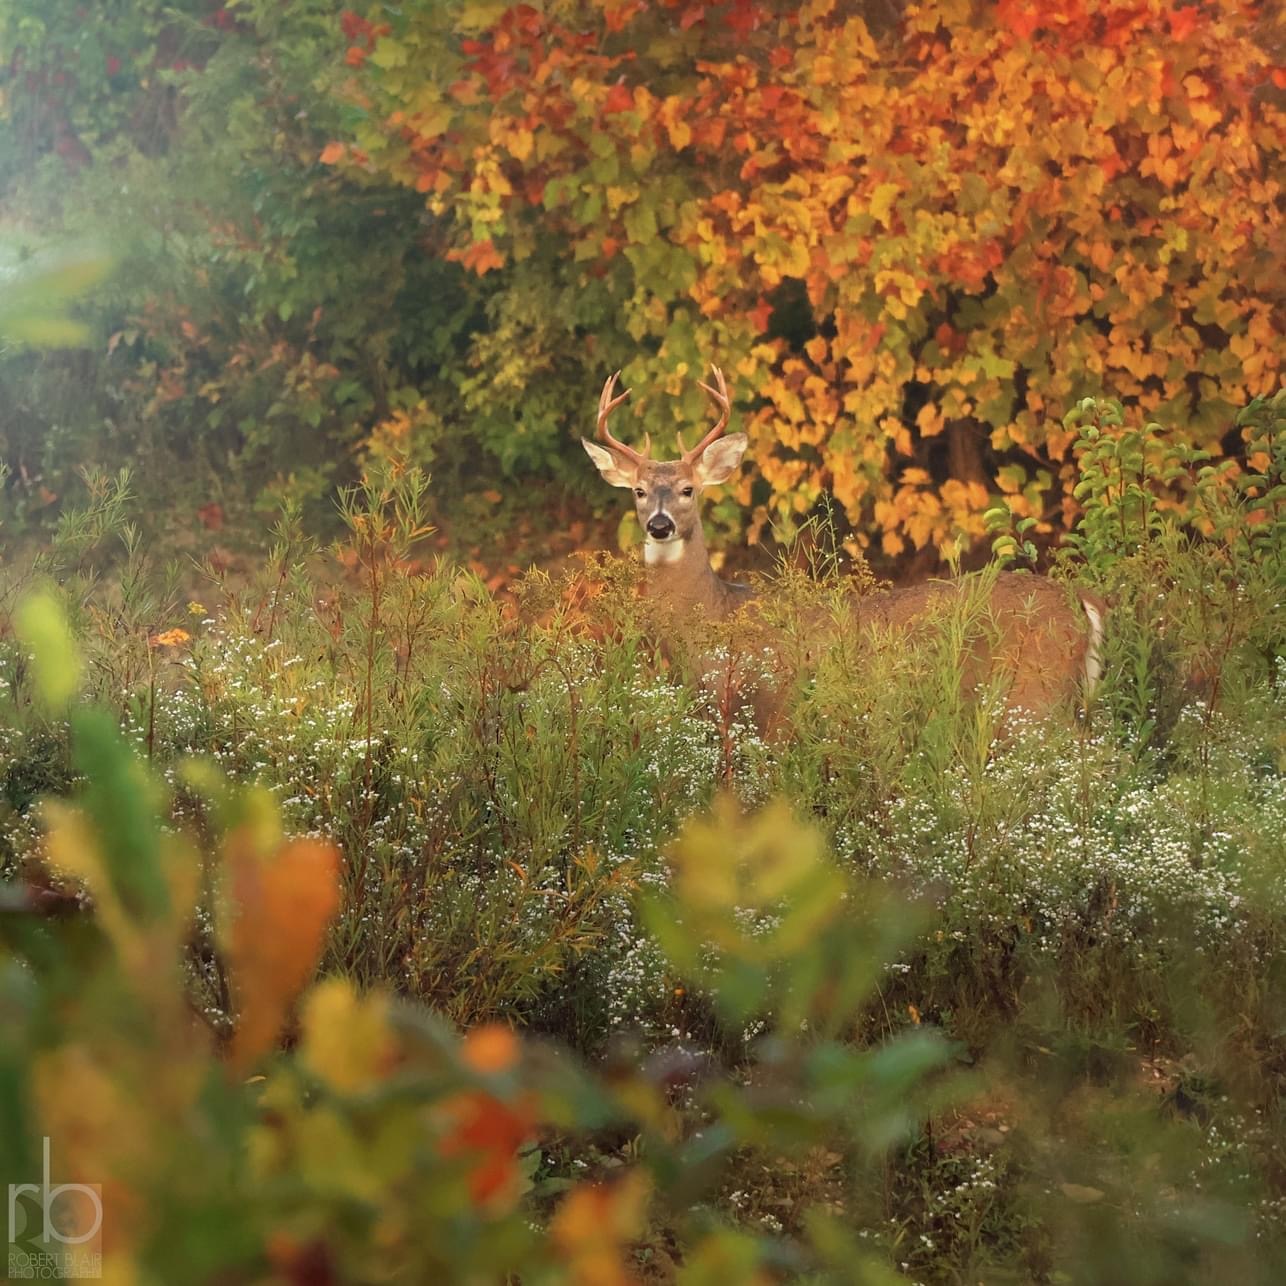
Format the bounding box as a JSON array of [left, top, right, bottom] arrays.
[[642, 523, 729, 617]]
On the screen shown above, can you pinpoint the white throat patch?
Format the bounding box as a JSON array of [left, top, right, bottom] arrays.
[[644, 538, 686, 567]]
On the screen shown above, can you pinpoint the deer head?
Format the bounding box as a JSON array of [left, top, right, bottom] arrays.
[[581, 365, 748, 565]]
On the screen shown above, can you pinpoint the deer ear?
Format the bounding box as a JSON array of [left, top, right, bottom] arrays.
[[693, 432, 748, 487], [581, 438, 638, 488]]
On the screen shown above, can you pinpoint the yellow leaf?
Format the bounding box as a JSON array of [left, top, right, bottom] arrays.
[[148, 627, 191, 648], [33, 1046, 143, 1271], [507, 126, 534, 161], [915, 402, 945, 437], [1060, 1182, 1106, 1204], [296, 1105, 384, 1201], [868, 181, 900, 227], [781, 238, 811, 278], [300, 980, 396, 1093]]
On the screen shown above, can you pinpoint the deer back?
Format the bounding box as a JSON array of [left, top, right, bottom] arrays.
[[848, 572, 1101, 719]]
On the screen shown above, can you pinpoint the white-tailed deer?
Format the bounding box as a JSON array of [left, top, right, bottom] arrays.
[[582, 365, 1106, 721]]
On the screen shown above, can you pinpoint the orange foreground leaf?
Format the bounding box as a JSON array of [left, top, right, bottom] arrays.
[[224, 836, 341, 1072], [461, 1022, 520, 1075], [437, 1088, 537, 1210], [551, 1173, 651, 1286]]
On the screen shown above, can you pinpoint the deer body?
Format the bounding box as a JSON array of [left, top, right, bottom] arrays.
[[847, 572, 1105, 715], [583, 367, 1104, 722]]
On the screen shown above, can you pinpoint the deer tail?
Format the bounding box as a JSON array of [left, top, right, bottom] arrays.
[[1079, 593, 1106, 697]]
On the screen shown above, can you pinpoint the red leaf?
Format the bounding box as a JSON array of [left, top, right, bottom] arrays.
[[1099, 150, 1124, 181], [452, 240, 506, 275], [197, 501, 224, 531], [439, 1089, 537, 1208], [998, 0, 1040, 41], [603, 80, 633, 114], [1166, 7, 1200, 41], [340, 9, 370, 42], [727, 0, 758, 37]]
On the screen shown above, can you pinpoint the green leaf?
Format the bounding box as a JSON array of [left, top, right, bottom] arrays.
[[457, 0, 510, 32], [979, 350, 1016, 380], [959, 172, 991, 214], [14, 589, 82, 711], [623, 199, 658, 244], [370, 38, 408, 70], [71, 708, 168, 920]]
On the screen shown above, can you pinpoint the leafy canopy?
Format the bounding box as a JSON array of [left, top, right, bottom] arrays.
[[332, 0, 1283, 555]]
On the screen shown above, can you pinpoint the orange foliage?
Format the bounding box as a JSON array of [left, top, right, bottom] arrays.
[[550, 1173, 651, 1286], [330, 0, 1283, 555]]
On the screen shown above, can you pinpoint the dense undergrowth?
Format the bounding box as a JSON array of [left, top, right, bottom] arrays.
[[1, 392, 1284, 1283]]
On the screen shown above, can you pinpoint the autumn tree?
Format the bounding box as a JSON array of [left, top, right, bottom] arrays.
[[330, 0, 1283, 557]]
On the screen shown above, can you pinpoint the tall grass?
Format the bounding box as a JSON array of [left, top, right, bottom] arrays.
[[1, 393, 1283, 1281]]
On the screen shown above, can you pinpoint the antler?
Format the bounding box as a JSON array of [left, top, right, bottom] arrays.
[[597, 372, 651, 463], [679, 364, 731, 464]]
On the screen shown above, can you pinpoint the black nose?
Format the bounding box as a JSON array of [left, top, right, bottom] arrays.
[[646, 515, 675, 539]]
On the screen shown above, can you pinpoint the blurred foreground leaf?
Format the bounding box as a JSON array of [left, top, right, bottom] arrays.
[[0, 243, 111, 347], [221, 830, 342, 1072], [13, 588, 82, 710]]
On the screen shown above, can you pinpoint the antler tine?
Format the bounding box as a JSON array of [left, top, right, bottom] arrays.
[[597, 371, 649, 463], [681, 363, 731, 464]]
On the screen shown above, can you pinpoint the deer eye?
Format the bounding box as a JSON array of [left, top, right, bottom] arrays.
[[681, 486, 694, 498], [634, 488, 646, 498]]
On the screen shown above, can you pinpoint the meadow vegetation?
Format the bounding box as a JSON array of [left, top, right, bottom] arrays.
[[1, 390, 1283, 1282]]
